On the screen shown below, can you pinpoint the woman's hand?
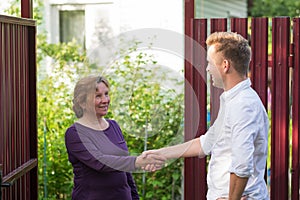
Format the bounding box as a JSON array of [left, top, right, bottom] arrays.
[[135, 153, 166, 172]]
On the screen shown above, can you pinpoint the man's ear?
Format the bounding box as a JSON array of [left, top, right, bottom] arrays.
[[223, 59, 230, 73]]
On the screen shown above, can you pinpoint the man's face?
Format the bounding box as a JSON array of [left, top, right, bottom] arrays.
[[206, 45, 224, 89]]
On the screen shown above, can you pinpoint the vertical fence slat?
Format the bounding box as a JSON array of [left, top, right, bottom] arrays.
[[1, 22, 7, 200], [193, 18, 207, 200], [291, 17, 300, 200], [17, 24, 22, 200], [0, 22, 3, 169], [6, 23, 12, 200], [249, 18, 269, 108], [271, 17, 290, 200], [28, 24, 38, 200], [209, 18, 227, 124], [21, 25, 28, 200], [0, 21, 4, 199], [249, 17, 269, 184], [16, 24, 22, 200], [0, 164, 2, 199], [230, 18, 248, 39], [11, 24, 17, 199], [185, 19, 197, 199], [20, 25, 26, 200], [184, 0, 195, 199]]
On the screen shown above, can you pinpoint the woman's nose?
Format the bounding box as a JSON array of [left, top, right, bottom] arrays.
[[101, 96, 109, 102]]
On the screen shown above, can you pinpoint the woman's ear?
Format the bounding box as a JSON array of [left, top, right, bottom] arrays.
[[80, 103, 86, 110], [79, 101, 87, 111]]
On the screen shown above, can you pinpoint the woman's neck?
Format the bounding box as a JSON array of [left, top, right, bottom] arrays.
[[77, 115, 109, 130]]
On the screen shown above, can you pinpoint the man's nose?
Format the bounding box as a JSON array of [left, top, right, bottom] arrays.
[[206, 65, 209, 72]]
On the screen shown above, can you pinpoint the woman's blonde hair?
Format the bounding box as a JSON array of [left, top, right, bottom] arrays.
[[72, 75, 109, 118]]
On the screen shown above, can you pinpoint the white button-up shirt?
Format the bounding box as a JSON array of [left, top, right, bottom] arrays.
[[200, 79, 269, 200]]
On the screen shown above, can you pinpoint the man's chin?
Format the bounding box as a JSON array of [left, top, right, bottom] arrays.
[[213, 83, 224, 90]]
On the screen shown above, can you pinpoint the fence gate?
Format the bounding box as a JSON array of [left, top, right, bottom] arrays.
[[0, 14, 37, 200]]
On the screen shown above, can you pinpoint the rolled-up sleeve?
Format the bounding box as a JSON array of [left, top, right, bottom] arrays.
[[200, 127, 215, 155], [228, 102, 257, 177]]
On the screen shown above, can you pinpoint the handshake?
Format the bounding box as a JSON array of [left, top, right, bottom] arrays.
[[135, 149, 167, 172], [79, 132, 197, 172], [134, 138, 199, 172]]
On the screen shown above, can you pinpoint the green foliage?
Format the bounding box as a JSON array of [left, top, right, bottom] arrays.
[[37, 40, 89, 199], [105, 42, 184, 199], [250, 0, 300, 17]]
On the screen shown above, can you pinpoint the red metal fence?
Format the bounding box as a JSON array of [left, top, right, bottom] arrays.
[[0, 14, 37, 200], [184, 17, 300, 200]]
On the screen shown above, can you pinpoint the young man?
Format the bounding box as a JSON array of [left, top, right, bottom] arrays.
[[143, 32, 269, 200]]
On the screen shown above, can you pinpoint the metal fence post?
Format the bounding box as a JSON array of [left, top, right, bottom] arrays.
[[0, 164, 2, 200]]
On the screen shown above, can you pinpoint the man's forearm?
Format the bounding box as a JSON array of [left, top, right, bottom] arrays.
[[229, 173, 248, 200], [160, 138, 205, 159]]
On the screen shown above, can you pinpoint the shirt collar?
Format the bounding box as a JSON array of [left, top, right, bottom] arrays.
[[222, 78, 251, 101]]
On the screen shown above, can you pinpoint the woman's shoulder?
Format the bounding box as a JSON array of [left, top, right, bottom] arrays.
[[65, 124, 79, 139], [66, 124, 76, 132], [106, 119, 123, 135], [106, 119, 120, 127]]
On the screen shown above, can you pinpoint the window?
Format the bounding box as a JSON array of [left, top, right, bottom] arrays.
[[59, 10, 85, 48]]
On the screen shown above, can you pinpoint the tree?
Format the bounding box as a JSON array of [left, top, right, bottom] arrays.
[[249, 0, 300, 17]]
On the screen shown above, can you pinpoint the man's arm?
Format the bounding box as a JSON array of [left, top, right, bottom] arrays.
[[229, 173, 248, 200], [143, 137, 206, 160]]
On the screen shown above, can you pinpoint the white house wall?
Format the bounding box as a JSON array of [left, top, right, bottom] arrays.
[[44, 0, 185, 73], [195, 0, 247, 18], [118, 0, 183, 33], [45, 0, 183, 45]]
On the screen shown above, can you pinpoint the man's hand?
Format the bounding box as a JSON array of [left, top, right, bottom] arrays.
[[140, 149, 166, 171], [135, 153, 166, 172]]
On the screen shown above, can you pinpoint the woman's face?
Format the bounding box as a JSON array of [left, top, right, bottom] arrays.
[[92, 82, 110, 118]]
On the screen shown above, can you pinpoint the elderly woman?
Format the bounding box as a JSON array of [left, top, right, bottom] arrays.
[[65, 75, 165, 200]]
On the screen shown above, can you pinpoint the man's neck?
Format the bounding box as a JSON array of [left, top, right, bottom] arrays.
[[223, 75, 247, 91]]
